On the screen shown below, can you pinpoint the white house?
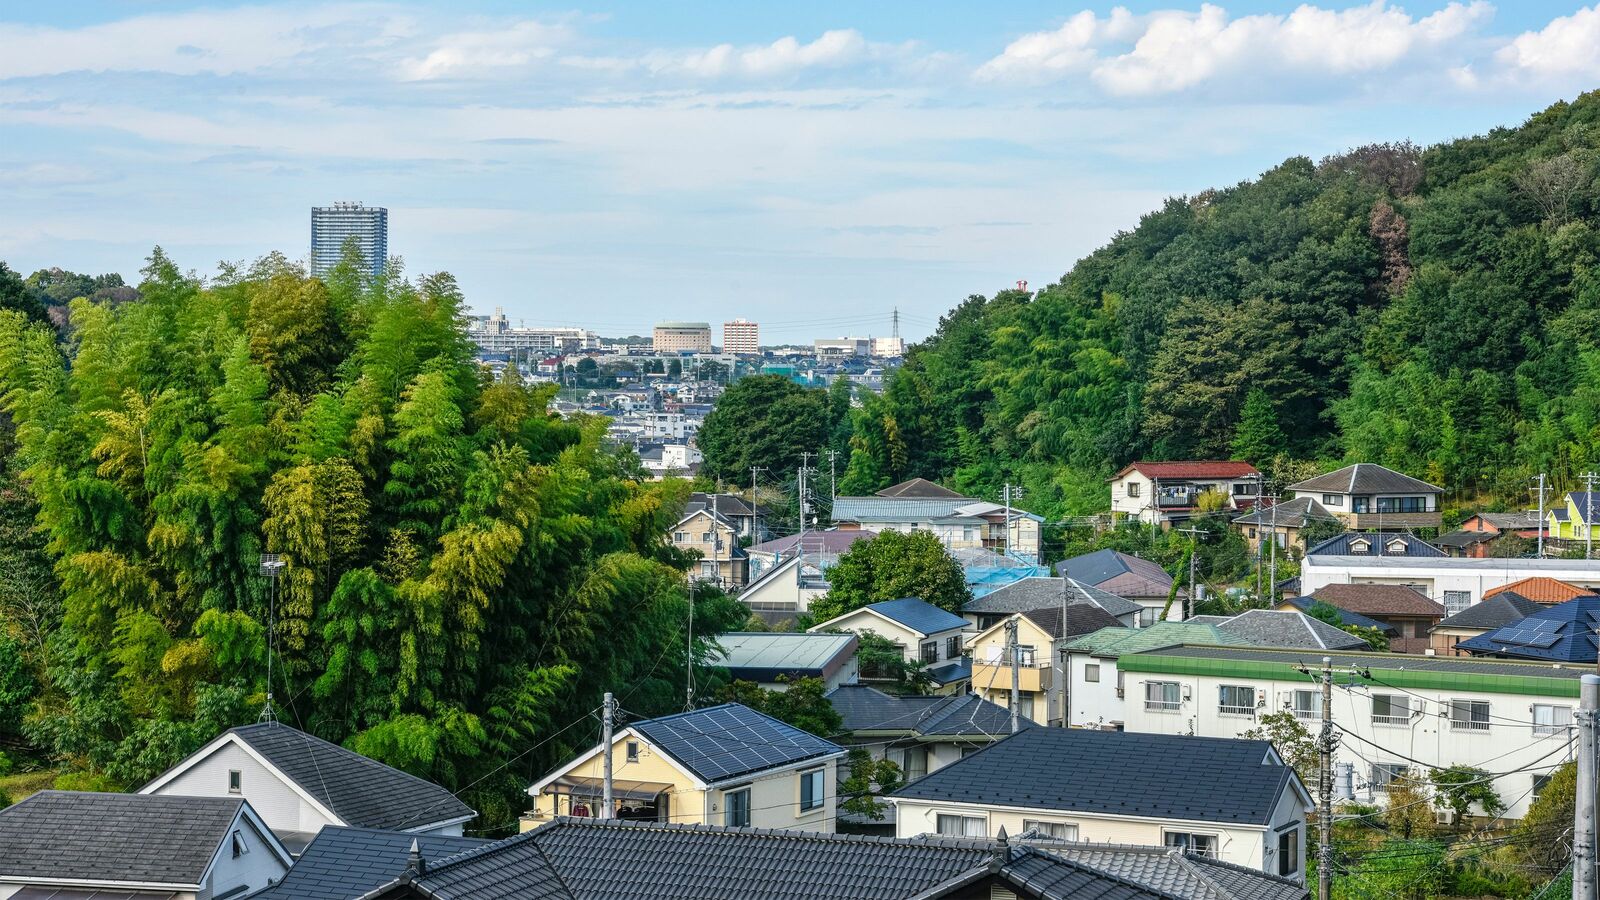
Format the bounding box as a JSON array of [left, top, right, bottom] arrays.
[[809, 597, 972, 691], [140, 721, 477, 853], [829, 497, 1042, 558], [1300, 555, 1600, 614], [1117, 644, 1580, 820], [891, 727, 1312, 880], [1286, 463, 1442, 530], [0, 791, 293, 899], [1109, 461, 1262, 527]]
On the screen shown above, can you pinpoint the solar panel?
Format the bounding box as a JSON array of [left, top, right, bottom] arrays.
[[1498, 618, 1564, 649]]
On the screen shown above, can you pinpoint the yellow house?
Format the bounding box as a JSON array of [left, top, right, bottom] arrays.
[[1548, 491, 1599, 544], [968, 605, 1124, 727], [523, 703, 845, 833]]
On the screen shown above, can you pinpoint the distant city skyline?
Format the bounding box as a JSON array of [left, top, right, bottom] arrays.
[[4, 2, 1599, 342]]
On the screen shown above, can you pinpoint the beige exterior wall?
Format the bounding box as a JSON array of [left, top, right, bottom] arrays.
[[722, 320, 759, 354], [969, 617, 1053, 725], [653, 324, 712, 353]]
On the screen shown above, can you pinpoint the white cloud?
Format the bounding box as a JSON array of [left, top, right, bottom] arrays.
[[660, 30, 873, 79], [401, 20, 574, 80], [1497, 5, 1600, 79], [979, 1, 1494, 96]]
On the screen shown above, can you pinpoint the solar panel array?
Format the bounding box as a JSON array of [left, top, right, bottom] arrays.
[[635, 704, 840, 783], [1495, 617, 1564, 649]]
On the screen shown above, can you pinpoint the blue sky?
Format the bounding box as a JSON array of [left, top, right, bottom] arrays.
[[3, 2, 1598, 341]]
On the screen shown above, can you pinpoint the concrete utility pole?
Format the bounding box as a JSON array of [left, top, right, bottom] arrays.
[[685, 581, 695, 712], [601, 692, 616, 819], [1318, 657, 1335, 900], [826, 449, 838, 502], [1585, 471, 1598, 560], [1006, 617, 1022, 734], [1002, 484, 1022, 558], [1267, 485, 1280, 600], [1535, 473, 1548, 558], [711, 489, 721, 587], [1575, 674, 1599, 900], [1176, 525, 1205, 619]]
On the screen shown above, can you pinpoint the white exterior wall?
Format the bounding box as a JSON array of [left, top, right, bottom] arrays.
[[1066, 653, 1127, 728], [147, 742, 334, 836], [1110, 472, 1155, 523], [1120, 668, 1576, 819], [1301, 557, 1600, 607]]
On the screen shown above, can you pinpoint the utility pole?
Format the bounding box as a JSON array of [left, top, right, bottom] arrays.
[[711, 488, 721, 587], [601, 692, 616, 819], [1150, 476, 1161, 542], [826, 449, 838, 502], [1534, 473, 1548, 558], [1318, 657, 1334, 900], [1267, 484, 1279, 600], [1584, 471, 1598, 560], [1002, 484, 1022, 558], [1575, 674, 1599, 900], [1176, 525, 1205, 619], [685, 580, 695, 712], [1006, 617, 1021, 734]]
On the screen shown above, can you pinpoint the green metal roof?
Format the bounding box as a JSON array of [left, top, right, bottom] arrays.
[[1063, 622, 1230, 657], [1118, 645, 1585, 698]]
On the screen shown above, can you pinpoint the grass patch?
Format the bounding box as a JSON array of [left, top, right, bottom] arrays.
[[0, 768, 61, 802]]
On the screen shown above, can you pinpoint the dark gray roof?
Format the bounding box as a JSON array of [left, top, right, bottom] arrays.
[[876, 477, 967, 498], [1435, 593, 1546, 630], [1570, 492, 1600, 524], [1436, 529, 1493, 549], [10, 891, 183, 900], [1019, 604, 1127, 640], [1213, 610, 1369, 651], [631, 703, 843, 784], [687, 492, 757, 517], [228, 722, 475, 831], [1230, 496, 1337, 529], [1055, 550, 1176, 599], [1282, 597, 1399, 636], [1305, 532, 1444, 558], [1020, 842, 1308, 900], [1287, 463, 1441, 495], [858, 597, 968, 635], [0, 791, 245, 886], [379, 818, 1172, 900], [258, 827, 486, 900], [893, 727, 1296, 826], [925, 657, 972, 686], [827, 685, 1026, 738], [1472, 511, 1543, 530], [964, 576, 1143, 619]]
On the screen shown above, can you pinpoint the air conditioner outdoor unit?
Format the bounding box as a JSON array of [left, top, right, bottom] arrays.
[[1435, 810, 1455, 826], [1257, 695, 1268, 708]]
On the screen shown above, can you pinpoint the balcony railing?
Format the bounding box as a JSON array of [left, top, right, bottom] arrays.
[[1218, 704, 1256, 717], [1372, 713, 1412, 726], [1145, 699, 1180, 712], [1450, 718, 1490, 732]]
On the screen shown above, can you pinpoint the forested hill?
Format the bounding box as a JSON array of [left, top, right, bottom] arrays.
[[841, 91, 1600, 517]]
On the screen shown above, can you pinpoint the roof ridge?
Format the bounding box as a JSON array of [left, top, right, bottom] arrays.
[[233, 722, 467, 819], [1022, 846, 1196, 900]]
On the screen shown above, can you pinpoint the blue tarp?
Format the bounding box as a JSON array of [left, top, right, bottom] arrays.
[[966, 565, 1053, 597]]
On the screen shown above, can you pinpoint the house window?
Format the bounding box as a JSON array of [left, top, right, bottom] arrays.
[[724, 788, 751, 827], [1022, 820, 1079, 841], [1016, 692, 1035, 721], [799, 769, 825, 812], [1138, 607, 1157, 627], [1163, 832, 1218, 857], [1084, 664, 1101, 683], [701, 532, 712, 543], [1533, 773, 1554, 800], [902, 746, 928, 780], [1145, 681, 1181, 712], [1534, 704, 1573, 736], [1233, 481, 1257, 497], [673, 531, 687, 543], [228, 770, 242, 794], [1384, 538, 1409, 554], [626, 741, 639, 762], [1126, 483, 1141, 498], [1449, 699, 1490, 732], [1012, 645, 1037, 666], [1219, 685, 1256, 716], [1348, 538, 1372, 554], [1291, 690, 1320, 719], [1443, 591, 1471, 616], [1371, 763, 1409, 791], [1277, 828, 1300, 877], [945, 635, 961, 659], [1371, 694, 1412, 726], [921, 641, 939, 664], [231, 830, 248, 858], [1376, 496, 1432, 513], [1322, 494, 1343, 506], [937, 813, 987, 837], [1248, 528, 1258, 539]]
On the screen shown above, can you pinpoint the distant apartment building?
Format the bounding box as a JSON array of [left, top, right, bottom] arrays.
[[723, 319, 760, 354], [467, 308, 599, 355], [653, 322, 712, 353], [871, 336, 905, 357], [814, 337, 870, 358], [310, 201, 387, 277]]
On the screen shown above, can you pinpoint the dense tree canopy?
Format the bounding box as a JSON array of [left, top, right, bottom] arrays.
[[806, 530, 971, 622], [696, 375, 828, 485]]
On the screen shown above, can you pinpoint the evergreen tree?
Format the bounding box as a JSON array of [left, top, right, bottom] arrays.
[[1230, 388, 1284, 466]]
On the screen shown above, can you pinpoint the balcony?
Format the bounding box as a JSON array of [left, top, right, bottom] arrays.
[[1347, 511, 1442, 529], [973, 660, 1052, 693]]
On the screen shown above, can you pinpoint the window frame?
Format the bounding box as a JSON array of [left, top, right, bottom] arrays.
[[1163, 831, 1219, 857], [626, 741, 640, 762], [1145, 680, 1181, 712], [1084, 664, 1101, 684], [1218, 684, 1256, 716], [920, 641, 939, 664], [1448, 699, 1491, 732], [724, 787, 752, 827], [1322, 494, 1343, 506], [1371, 693, 1412, 726], [1371, 763, 1409, 791], [1443, 591, 1471, 616], [1126, 482, 1141, 498], [228, 769, 242, 794], [1533, 704, 1573, 736], [798, 768, 825, 812], [1292, 689, 1320, 720], [1022, 819, 1079, 841], [936, 812, 988, 838], [1277, 828, 1300, 877]]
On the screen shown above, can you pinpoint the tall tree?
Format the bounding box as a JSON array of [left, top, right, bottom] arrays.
[[806, 530, 971, 622], [696, 375, 827, 484]]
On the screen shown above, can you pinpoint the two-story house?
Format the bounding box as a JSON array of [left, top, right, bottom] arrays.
[[672, 506, 748, 588], [1292, 583, 1445, 652], [1437, 511, 1543, 557], [687, 492, 767, 542], [1108, 461, 1261, 528], [968, 605, 1125, 727], [961, 576, 1144, 632], [1230, 497, 1339, 554], [1285, 463, 1442, 529], [1054, 549, 1183, 625], [525, 703, 846, 831], [1548, 492, 1600, 548], [809, 598, 972, 692]]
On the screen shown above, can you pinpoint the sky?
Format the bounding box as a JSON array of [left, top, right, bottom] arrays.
[[2, 2, 1599, 342]]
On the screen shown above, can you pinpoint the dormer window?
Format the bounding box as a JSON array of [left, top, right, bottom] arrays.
[[1385, 538, 1408, 555], [1348, 538, 1372, 554]]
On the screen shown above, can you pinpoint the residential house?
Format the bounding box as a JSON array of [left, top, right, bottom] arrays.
[[1548, 492, 1600, 547], [1456, 595, 1600, 662], [826, 685, 1021, 803], [1116, 645, 1580, 820], [1304, 532, 1444, 558], [525, 703, 846, 831], [0, 791, 293, 899], [1430, 593, 1546, 656], [829, 496, 1043, 558], [1437, 511, 1543, 557], [1294, 584, 1445, 652], [710, 632, 860, 692], [140, 721, 477, 852], [1299, 555, 1600, 616], [1063, 623, 1229, 729], [1279, 596, 1398, 640], [745, 530, 871, 581], [1485, 576, 1592, 605], [362, 816, 1307, 900], [638, 443, 702, 479], [1285, 463, 1442, 529], [891, 727, 1312, 878], [735, 554, 832, 626], [876, 477, 965, 498], [1055, 549, 1184, 624], [1230, 497, 1338, 554], [968, 605, 1126, 726], [256, 827, 487, 900], [1109, 461, 1262, 528], [687, 492, 767, 542], [962, 576, 1143, 631], [1206, 610, 1369, 652], [809, 598, 971, 692], [671, 506, 748, 588]]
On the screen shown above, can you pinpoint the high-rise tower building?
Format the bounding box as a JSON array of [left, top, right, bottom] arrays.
[[310, 202, 388, 277], [722, 319, 759, 354], [653, 322, 712, 353]]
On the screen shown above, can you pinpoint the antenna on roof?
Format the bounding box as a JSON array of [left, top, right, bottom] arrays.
[[258, 554, 287, 723]]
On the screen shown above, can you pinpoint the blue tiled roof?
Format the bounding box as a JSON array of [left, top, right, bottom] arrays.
[[1457, 595, 1600, 662], [1305, 532, 1444, 557], [924, 657, 972, 686], [632, 703, 844, 785], [862, 598, 968, 635]]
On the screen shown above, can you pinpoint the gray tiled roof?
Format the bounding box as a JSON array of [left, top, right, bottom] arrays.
[[383, 818, 1171, 900], [1019, 604, 1127, 640], [1287, 463, 1441, 495], [893, 727, 1295, 826], [1435, 592, 1545, 630], [257, 827, 486, 900], [1055, 550, 1176, 598], [1213, 610, 1369, 651], [1230, 496, 1337, 529], [1020, 842, 1307, 900], [830, 497, 974, 522], [925, 657, 973, 686], [0, 791, 244, 885], [229, 722, 475, 831], [827, 685, 1026, 738], [964, 577, 1143, 619], [631, 703, 844, 784]]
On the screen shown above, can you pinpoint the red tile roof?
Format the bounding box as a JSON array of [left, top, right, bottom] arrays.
[[1484, 577, 1591, 604], [1111, 461, 1260, 481], [1310, 583, 1446, 618]]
